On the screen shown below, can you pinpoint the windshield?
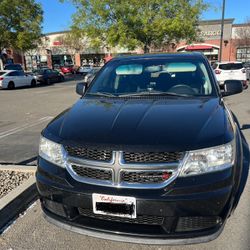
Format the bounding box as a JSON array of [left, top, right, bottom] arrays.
[[87, 58, 215, 97], [219, 63, 243, 70], [0, 72, 6, 76]]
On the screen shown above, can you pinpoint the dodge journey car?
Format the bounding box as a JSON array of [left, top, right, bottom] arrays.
[[36, 53, 249, 244]]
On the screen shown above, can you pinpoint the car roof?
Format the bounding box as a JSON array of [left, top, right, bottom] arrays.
[[111, 52, 207, 62], [217, 61, 243, 64], [0, 70, 16, 73]]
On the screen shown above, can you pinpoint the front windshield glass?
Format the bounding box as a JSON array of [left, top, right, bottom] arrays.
[[87, 58, 216, 97]]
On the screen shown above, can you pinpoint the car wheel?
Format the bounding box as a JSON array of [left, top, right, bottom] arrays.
[[8, 81, 15, 90], [31, 79, 36, 87], [46, 78, 51, 85], [60, 75, 65, 82]]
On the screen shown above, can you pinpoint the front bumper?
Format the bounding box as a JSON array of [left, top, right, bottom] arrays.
[[43, 211, 225, 245], [36, 157, 235, 244]]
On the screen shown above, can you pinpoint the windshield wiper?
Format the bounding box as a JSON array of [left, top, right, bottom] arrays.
[[118, 91, 194, 98], [86, 92, 117, 97]]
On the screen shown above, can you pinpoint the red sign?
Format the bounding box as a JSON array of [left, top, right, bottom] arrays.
[[53, 41, 62, 46]]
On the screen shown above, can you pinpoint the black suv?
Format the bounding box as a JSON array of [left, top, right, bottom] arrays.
[[36, 53, 249, 244], [4, 63, 23, 71]]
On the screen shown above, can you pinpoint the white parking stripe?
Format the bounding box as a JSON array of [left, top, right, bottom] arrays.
[[0, 116, 53, 139], [0, 117, 50, 136]]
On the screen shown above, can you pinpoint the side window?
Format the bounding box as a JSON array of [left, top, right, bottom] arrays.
[[8, 72, 18, 76], [17, 71, 25, 76]]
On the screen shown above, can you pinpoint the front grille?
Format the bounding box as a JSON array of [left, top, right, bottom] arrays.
[[65, 145, 112, 162], [78, 208, 164, 225], [176, 216, 222, 232], [121, 171, 172, 184], [123, 152, 183, 164], [71, 165, 112, 181]]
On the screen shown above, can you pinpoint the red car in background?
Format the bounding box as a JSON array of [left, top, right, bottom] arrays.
[[60, 65, 75, 74]]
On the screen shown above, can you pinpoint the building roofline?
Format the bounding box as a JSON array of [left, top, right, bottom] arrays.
[[233, 23, 250, 27], [42, 30, 70, 37], [199, 18, 235, 25]]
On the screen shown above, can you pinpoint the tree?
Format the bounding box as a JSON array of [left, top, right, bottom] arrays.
[[62, 0, 207, 53], [55, 31, 87, 65], [234, 18, 250, 47], [0, 0, 43, 68]]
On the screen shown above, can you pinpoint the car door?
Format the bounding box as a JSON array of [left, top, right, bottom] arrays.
[[7, 71, 21, 87], [17, 71, 27, 86], [44, 69, 53, 82], [52, 70, 60, 82]]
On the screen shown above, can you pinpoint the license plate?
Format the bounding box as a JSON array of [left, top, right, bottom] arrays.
[[92, 193, 136, 218]]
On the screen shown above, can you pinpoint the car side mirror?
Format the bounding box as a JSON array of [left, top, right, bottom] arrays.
[[76, 82, 86, 96], [222, 80, 243, 97]]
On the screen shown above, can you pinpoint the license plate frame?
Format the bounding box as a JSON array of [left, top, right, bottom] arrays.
[[92, 193, 136, 219]]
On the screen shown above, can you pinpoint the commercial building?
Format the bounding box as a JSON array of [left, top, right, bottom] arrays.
[[3, 18, 250, 70]]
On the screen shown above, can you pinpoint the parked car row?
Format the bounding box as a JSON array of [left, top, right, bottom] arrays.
[[57, 64, 100, 76], [0, 67, 66, 89]]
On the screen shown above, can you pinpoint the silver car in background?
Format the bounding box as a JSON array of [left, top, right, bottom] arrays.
[[84, 67, 101, 85]]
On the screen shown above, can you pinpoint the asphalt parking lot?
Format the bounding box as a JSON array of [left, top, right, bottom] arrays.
[[0, 75, 80, 165], [0, 81, 249, 250]]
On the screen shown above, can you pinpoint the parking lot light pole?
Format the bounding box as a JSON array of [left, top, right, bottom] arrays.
[[219, 0, 226, 62]]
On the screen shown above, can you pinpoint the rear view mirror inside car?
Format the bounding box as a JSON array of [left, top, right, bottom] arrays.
[[164, 62, 197, 72], [116, 64, 143, 75]]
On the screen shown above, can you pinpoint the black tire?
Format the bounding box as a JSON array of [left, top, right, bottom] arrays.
[[46, 78, 51, 85], [8, 81, 15, 90], [31, 79, 36, 87], [60, 75, 65, 82]]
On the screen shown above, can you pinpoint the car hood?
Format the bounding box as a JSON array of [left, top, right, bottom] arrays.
[[44, 97, 233, 152]]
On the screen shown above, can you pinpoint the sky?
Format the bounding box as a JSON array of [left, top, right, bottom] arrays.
[[39, 0, 250, 34]]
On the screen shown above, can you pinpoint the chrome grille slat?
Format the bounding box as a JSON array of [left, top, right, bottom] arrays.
[[71, 165, 112, 181], [123, 151, 184, 164], [65, 145, 112, 162]]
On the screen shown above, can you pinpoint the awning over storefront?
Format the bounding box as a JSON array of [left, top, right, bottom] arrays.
[[185, 45, 213, 51]]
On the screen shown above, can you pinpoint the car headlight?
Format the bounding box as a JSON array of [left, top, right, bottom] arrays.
[[39, 136, 67, 168], [180, 140, 235, 176]]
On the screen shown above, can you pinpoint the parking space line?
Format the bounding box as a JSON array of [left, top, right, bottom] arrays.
[[0, 116, 53, 140]]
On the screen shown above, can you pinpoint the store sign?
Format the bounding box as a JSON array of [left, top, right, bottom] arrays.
[[199, 30, 221, 37]]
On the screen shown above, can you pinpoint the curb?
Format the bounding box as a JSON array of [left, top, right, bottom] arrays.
[[0, 170, 38, 232], [0, 165, 36, 173]]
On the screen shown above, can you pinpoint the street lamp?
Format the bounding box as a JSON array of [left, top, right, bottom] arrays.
[[219, 0, 226, 62]]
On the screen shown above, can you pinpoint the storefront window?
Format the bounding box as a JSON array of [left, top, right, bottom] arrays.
[[237, 47, 250, 62]]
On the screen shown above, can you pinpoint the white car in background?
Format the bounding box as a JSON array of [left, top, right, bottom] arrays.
[[0, 70, 37, 89], [213, 61, 248, 89], [77, 64, 92, 75]]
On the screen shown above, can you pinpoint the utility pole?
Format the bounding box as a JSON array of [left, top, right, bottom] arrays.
[[219, 0, 226, 62]]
